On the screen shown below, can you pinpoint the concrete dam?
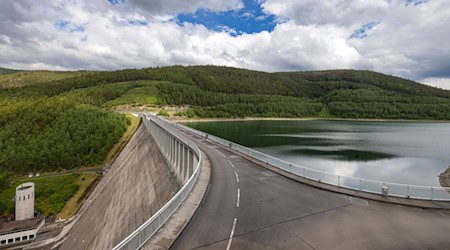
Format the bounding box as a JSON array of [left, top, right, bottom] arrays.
[[60, 119, 182, 249], [58, 115, 450, 250]]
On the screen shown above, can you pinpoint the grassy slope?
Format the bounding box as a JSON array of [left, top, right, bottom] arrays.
[[0, 70, 92, 88], [103, 81, 159, 108], [104, 114, 141, 164], [0, 114, 140, 219], [1, 66, 448, 102], [0, 173, 83, 217], [57, 172, 100, 219], [2, 66, 449, 121], [0, 67, 21, 75]]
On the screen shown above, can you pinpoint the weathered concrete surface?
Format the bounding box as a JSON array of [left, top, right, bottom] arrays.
[[143, 150, 211, 250], [59, 124, 180, 250]]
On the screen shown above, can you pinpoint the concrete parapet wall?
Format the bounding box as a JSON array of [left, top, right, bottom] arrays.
[[143, 117, 199, 186]]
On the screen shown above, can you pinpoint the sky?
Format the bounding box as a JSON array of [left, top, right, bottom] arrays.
[[0, 0, 449, 89]]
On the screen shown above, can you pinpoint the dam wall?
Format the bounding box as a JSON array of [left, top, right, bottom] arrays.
[[61, 119, 182, 250], [112, 116, 201, 250]]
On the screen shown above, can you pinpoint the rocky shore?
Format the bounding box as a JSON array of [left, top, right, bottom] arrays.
[[439, 164, 450, 187]]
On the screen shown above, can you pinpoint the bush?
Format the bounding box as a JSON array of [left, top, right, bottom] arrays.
[[157, 109, 169, 117]]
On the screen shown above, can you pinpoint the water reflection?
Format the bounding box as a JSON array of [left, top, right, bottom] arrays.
[[185, 120, 450, 187], [284, 148, 395, 162]]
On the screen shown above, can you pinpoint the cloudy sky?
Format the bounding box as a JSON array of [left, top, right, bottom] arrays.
[[0, 0, 449, 89]]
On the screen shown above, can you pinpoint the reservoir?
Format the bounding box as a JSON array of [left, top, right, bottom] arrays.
[[184, 120, 450, 187]]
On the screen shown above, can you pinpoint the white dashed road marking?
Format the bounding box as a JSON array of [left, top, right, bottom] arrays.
[[237, 188, 240, 208], [226, 218, 238, 250], [227, 159, 236, 169], [213, 148, 227, 158]]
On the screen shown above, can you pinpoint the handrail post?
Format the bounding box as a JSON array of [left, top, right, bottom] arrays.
[[359, 179, 362, 191], [138, 228, 142, 247], [431, 188, 434, 201]]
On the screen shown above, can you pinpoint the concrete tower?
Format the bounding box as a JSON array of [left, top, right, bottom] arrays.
[[15, 182, 35, 221]]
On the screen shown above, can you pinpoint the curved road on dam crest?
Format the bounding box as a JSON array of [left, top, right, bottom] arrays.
[[164, 123, 450, 250]]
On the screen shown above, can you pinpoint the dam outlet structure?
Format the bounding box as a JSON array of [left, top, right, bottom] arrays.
[[15, 182, 35, 221]]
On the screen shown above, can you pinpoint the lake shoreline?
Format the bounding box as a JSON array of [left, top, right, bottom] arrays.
[[439, 165, 450, 188], [170, 116, 450, 123], [173, 116, 450, 188]]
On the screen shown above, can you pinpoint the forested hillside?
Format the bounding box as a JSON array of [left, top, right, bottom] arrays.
[[0, 67, 21, 75], [1, 65, 450, 175]]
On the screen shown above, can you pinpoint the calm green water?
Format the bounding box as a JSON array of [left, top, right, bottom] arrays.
[[185, 120, 450, 187]]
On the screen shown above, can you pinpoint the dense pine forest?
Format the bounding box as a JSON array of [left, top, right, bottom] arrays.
[[1, 65, 450, 176]]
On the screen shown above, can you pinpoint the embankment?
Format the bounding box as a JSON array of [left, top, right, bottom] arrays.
[[59, 123, 181, 249]]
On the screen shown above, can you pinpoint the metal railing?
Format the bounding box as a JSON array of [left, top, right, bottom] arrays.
[[112, 115, 202, 250], [174, 122, 450, 201]]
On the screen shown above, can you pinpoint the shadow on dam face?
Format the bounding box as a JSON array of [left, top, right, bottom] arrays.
[[60, 123, 181, 250]]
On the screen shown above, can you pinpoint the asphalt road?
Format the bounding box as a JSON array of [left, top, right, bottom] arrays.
[[170, 125, 450, 250]]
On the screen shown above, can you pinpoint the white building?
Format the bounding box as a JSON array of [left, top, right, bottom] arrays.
[[0, 182, 43, 248], [15, 182, 35, 221], [0, 216, 44, 247]]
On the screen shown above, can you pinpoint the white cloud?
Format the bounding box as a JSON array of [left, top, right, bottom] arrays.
[[0, 1, 370, 72], [346, 1, 450, 79], [260, 0, 450, 81], [124, 0, 243, 16], [420, 77, 450, 90], [261, 0, 389, 26], [227, 22, 371, 72], [0, 0, 449, 87]]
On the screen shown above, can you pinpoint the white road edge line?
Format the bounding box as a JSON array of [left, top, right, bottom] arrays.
[[226, 218, 238, 250], [237, 188, 240, 208], [234, 171, 239, 183]]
